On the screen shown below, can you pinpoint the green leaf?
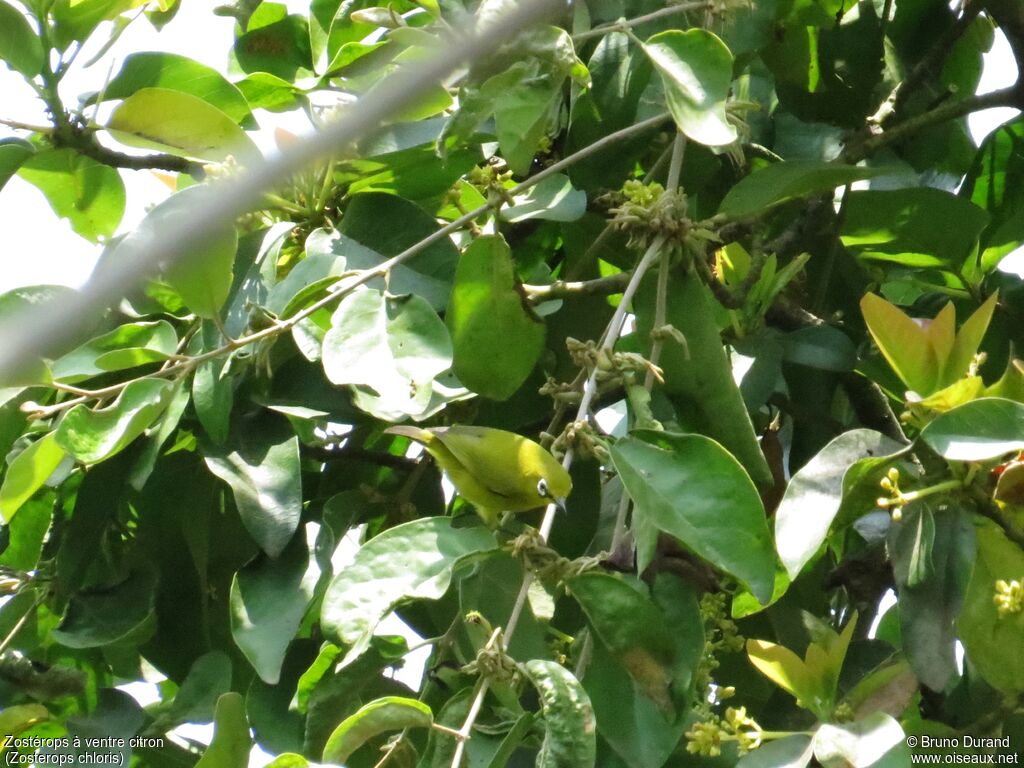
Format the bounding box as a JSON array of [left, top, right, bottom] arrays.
[[567, 572, 676, 711], [642, 29, 736, 147], [0, 138, 34, 193], [230, 523, 321, 684], [235, 72, 304, 112], [776, 429, 906, 579], [159, 652, 232, 729], [235, 10, 313, 81], [583, 636, 687, 768], [635, 270, 773, 487], [18, 148, 126, 242], [0, 0, 45, 76], [51, 0, 138, 49], [193, 355, 233, 445], [320, 517, 497, 666], [107, 87, 257, 161], [920, 398, 1024, 460], [203, 415, 302, 558], [322, 289, 453, 419], [51, 320, 178, 382], [522, 659, 596, 768], [52, 567, 156, 648], [446, 235, 545, 401], [195, 693, 251, 768], [55, 377, 173, 464], [813, 713, 910, 768], [0, 433, 65, 523], [321, 697, 433, 765], [737, 734, 814, 768], [566, 30, 653, 192], [718, 161, 887, 218], [264, 757, 307, 768], [841, 188, 990, 269], [610, 431, 775, 603], [0, 704, 50, 737], [334, 193, 459, 308], [501, 174, 587, 223], [115, 185, 238, 318], [957, 520, 1024, 693], [888, 505, 974, 692], [264, 756, 311, 768], [960, 115, 1024, 274], [0, 496, 53, 571], [100, 52, 252, 124], [492, 71, 561, 175]]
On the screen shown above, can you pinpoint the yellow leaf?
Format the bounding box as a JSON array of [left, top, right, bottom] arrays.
[[860, 293, 938, 395], [746, 638, 814, 702], [946, 291, 999, 386]]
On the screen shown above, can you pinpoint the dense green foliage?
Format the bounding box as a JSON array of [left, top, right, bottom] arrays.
[[1, 0, 1024, 766]]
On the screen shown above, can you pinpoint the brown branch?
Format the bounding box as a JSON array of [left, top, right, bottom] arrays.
[[842, 85, 1024, 163], [524, 272, 630, 302], [870, 0, 985, 127], [73, 141, 205, 174], [54, 130, 205, 175]]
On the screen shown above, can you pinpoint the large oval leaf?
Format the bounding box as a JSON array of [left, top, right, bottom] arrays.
[[194, 693, 251, 768], [776, 429, 906, 579], [230, 523, 322, 684], [101, 52, 252, 123], [957, 520, 1024, 693], [18, 149, 126, 243], [322, 289, 453, 419], [719, 161, 887, 218], [0, 432, 66, 523], [610, 431, 775, 604], [52, 568, 156, 648], [567, 572, 677, 710], [642, 29, 736, 147], [320, 517, 496, 666], [51, 320, 178, 383], [841, 188, 990, 268], [446, 235, 545, 400], [920, 398, 1024, 460], [203, 415, 301, 558], [55, 378, 173, 464], [0, 0, 45, 77], [107, 87, 257, 161], [522, 660, 596, 768], [321, 697, 432, 765]]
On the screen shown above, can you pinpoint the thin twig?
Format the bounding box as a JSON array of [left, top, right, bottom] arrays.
[[26, 113, 673, 419], [572, 1, 714, 42], [842, 85, 1022, 163], [0, 117, 55, 134], [449, 234, 669, 767], [868, 0, 984, 127]]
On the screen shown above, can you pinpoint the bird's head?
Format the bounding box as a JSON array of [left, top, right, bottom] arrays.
[[535, 468, 572, 513]]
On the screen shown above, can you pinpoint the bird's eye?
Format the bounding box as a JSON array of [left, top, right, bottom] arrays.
[[537, 478, 550, 498]]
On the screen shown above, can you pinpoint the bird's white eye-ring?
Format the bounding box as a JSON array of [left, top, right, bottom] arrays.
[[537, 478, 550, 498]]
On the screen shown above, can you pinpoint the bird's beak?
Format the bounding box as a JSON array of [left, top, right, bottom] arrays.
[[554, 497, 568, 514]]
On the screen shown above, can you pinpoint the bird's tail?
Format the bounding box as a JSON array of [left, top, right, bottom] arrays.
[[383, 425, 435, 445]]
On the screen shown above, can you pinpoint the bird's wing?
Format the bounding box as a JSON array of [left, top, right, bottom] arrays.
[[433, 427, 532, 499]]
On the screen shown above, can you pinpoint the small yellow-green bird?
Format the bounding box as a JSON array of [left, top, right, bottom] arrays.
[[384, 425, 572, 527]]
